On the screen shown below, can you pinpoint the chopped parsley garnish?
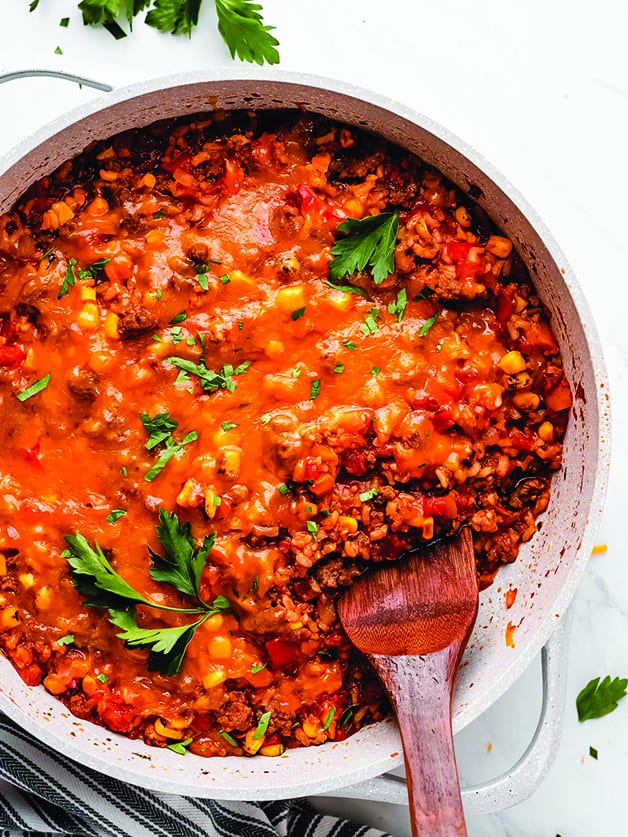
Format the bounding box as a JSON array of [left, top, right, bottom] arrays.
[[54, 45, 63, 54], [140, 412, 178, 450], [221, 421, 238, 431], [387, 287, 407, 323], [185, 336, 196, 346], [278, 483, 291, 495], [306, 520, 318, 540], [152, 334, 163, 342], [413, 285, 435, 301], [169, 326, 184, 345], [166, 736, 194, 755], [156, 288, 163, 301], [359, 487, 379, 502], [78, 257, 111, 279], [169, 311, 187, 325], [419, 311, 440, 337], [106, 509, 127, 524], [96, 673, 109, 683], [291, 306, 306, 321], [323, 706, 336, 730], [329, 211, 399, 285], [167, 355, 251, 395], [62, 509, 228, 675], [56, 634, 74, 646], [119, 466, 128, 477], [58, 257, 77, 298], [250, 662, 268, 674], [42, 247, 56, 267], [238, 320, 244, 330], [435, 340, 444, 353], [577, 676, 628, 722], [260, 412, 271, 425], [218, 730, 239, 746], [361, 312, 379, 335], [140, 412, 198, 482], [219, 273, 231, 285], [326, 280, 369, 298], [60, 16, 70, 27], [333, 363, 344, 374], [309, 379, 321, 400], [339, 704, 361, 729], [197, 272, 209, 291], [253, 710, 272, 739], [589, 745, 598, 760], [292, 366, 301, 378], [343, 339, 357, 350], [16, 373, 51, 402], [370, 366, 381, 376], [153, 209, 164, 220]]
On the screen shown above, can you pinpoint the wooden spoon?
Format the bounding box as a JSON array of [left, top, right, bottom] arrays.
[[337, 528, 478, 837]]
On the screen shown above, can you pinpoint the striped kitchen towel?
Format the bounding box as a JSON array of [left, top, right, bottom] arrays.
[[0, 713, 391, 837]]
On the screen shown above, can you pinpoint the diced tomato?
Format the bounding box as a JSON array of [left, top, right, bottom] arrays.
[[432, 406, 455, 432], [325, 630, 346, 648], [22, 440, 43, 469], [0, 344, 26, 369], [265, 638, 298, 669], [444, 241, 475, 261], [342, 449, 368, 476], [220, 160, 244, 196], [496, 289, 514, 326], [214, 496, 233, 521], [296, 184, 345, 225], [423, 494, 458, 519], [509, 428, 535, 451], [545, 377, 572, 412], [97, 694, 136, 733]]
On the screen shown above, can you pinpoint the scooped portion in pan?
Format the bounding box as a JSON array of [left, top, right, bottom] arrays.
[[0, 110, 570, 757]]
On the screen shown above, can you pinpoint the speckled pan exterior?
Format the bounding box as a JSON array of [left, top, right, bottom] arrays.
[[0, 70, 610, 800]]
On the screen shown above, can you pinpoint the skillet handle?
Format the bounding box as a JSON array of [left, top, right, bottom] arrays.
[[0, 68, 112, 92], [319, 614, 570, 816]]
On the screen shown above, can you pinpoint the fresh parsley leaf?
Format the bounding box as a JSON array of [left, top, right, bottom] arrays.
[[291, 306, 306, 321], [306, 520, 318, 540], [58, 258, 77, 299], [153, 209, 165, 220], [96, 672, 109, 683], [221, 421, 238, 431], [310, 379, 321, 400], [589, 745, 598, 759], [167, 736, 194, 755], [359, 487, 379, 502], [278, 483, 291, 495], [143, 434, 197, 482], [219, 273, 231, 285], [103, 19, 128, 38], [215, 0, 280, 65], [253, 710, 272, 739], [16, 373, 51, 402], [29, 0, 40, 10], [260, 412, 271, 424], [323, 706, 336, 730], [140, 412, 178, 450], [343, 339, 357, 350], [106, 509, 127, 524], [169, 311, 187, 325], [78, 257, 111, 279], [577, 676, 628, 722], [109, 608, 205, 675], [250, 662, 267, 674], [54, 46, 64, 54], [370, 366, 381, 375], [60, 17, 70, 27], [197, 272, 209, 291], [361, 312, 379, 335], [419, 311, 440, 337], [167, 356, 251, 394], [218, 730, 239, 746], [326, 280, 369, 299], [56, 634, 75, 646], [145, 0, 202, 35], [388, 287, 407, 323], [329, 211, 398, 285], [333, 363, 344, 374], [149, 508, 216, 598]]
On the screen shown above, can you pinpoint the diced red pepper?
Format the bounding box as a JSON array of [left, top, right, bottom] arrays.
[[432, 406, 455, 432], [496, 289, 514, 326], [265, 638, 298, 669], [445, 241, 475, 261], [509, 428, 535, 451], [297, 184, 345, 225], [423, 494, 458, 519], [0, 344, 26, 369], [342, 449, 367, 476]]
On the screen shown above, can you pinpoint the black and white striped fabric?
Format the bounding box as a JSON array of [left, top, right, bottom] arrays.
[[0, 714, 390, 837]]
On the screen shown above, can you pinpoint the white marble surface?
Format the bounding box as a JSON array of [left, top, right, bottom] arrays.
[[1, 2, 627, 834]]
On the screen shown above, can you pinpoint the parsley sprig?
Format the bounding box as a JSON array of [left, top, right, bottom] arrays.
[[47, 1, 279, 64], [329, 212, 399, 285], [140, 412, 198, 481], [62, 509, 229, 675], [576, 676, 628, 722], [167, 354, 251, 394]]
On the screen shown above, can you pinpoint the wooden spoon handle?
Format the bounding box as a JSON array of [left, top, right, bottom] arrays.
[[370, 645, 467, 837]]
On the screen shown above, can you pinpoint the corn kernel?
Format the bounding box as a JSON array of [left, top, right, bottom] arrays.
[[229, 269, 256, 290], [338, 515, 358, 533], [176, 478, 201, 509], [513, 294, 528, 313], [0, 553, 6, 577], [203, 668, 226, 689], [276, 285, 306, 312], [302, 719, 320, 738], [142, 173, 157, 189], [104, 311, 119, 339], [1, 607, 20, 628], [592, 544, 607, 555], [455, 206, 472, 228], [52, 201, 75, 225], [486, 235, 513, 259], [219, 447, 241, 478], [203, 614, 224, 632], [19, 573, 34, 589], [88, 351, 115, 373], [204, 488, 219, 520], [260, 743, 285, 757], [422, 516, 434, 540], [512, 392, 540, 411], [77, 302, 99, 330], [498, 351, 526, 375], [143, 290, 161, 308], [326, 290, 354, 312], [154, 718, 183, 740], [145, 229, 164, 247], [344, 198, 364, 217], [87, 196, 109, 216], [22, 347, 37, 371], [289, 621, 303, 630], [209, 635, 232, 660], [100, 169, 119, 182], [264, 339, 285, 358], [538, 421, 554, 442], [81, 286, 97, 302], [35, 587, 52, 610], [243, 729, 264, 755], [43, 674, 67, 695]]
